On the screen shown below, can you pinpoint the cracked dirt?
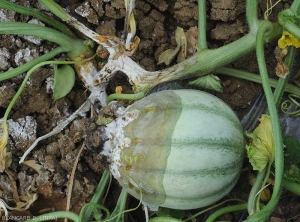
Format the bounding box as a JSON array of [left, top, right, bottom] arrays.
[[0, 0, 300, 221]]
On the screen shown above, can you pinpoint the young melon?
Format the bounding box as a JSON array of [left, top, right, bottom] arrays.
[[101, 89, 245, 210]]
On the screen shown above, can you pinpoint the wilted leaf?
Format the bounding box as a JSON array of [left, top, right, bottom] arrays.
[[177, 29, 187, 63], [16, 193, 38, 211], [158, 27, 186, 65], [188, 74, 223, 92], [158, 49, 180, 66], [275, 47, 289, 78], [23, 160, 42, 174], [246, 114, 274, 171], [53, 64, 75, 100], [14, 176, 38, 211], [186, 26, 198, 55], [0, 122, 10, 171]]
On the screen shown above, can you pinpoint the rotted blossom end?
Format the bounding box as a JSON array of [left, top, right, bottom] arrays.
[[100, 108, 140, 178]]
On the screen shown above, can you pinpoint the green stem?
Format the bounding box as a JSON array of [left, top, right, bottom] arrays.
[[25, 211, 79, 222], [2, 60, 79, 123], [107, 92, 145, 103], [0, 0, 75, 37], [81, 170, 111, 222], [106, 188, 128, 222], [278, 10, 300, 40], [246, 0, 259, 33], [255, 162, 272, 212], [197, 0, 207, 50], [247, 167, 267, 215], [183, 198, 245, 221], [215, 67, 300, 95], [0, 22, 75, 51], [0, 22, 92, 60], [245, 21, 284, 222], [290, 0, 300, 14], [139, 23, 281, 90], [38, 0, 71, 22], [205, 203, 248, 222], [282, 178, 300, 196], [0, 47, 65, 81], [149, 217, 183, 222]]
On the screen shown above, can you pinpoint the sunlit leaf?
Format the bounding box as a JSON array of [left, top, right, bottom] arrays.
[[53, 64, 75, 100], [188, 74, 223, 92], [246, 114, 274, 171]]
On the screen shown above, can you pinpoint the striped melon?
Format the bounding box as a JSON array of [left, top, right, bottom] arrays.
[[102, 89, 245, 210]]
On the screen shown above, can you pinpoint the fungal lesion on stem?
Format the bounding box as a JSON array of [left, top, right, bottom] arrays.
[[45, 0, 280, 107]]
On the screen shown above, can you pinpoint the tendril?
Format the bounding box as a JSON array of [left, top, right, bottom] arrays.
[[281, 94, 300, 117]]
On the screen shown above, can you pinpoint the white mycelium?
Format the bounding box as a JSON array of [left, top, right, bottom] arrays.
[[101, 107, 140, 178]]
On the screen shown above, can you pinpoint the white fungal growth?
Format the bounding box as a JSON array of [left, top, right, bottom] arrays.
[[101, 108, 140, 178]]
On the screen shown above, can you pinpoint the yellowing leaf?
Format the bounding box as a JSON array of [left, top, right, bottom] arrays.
[[158, 48, 179, 65], [0, 122, 11, 171], [23, 160, 42, 174], [158, 27, 187, 65], [246, 114, 274, 171]]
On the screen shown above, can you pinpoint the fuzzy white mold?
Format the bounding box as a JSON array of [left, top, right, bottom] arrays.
[[101, 108, 140, 179]]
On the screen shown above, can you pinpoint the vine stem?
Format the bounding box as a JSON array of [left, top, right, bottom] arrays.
[[197, 0, 207, 50], [205, 203, 248, 222], [2, 60, 80, 123], [0, 0, 75, 37], [25, 211, 79, 222], [245, 20, 284, 222], [247, 167, 267, 215], [0, 47, 65, 81], [215, 67, 300, 95], [246, 0, 259, 33], [80, 170, 111, 222]]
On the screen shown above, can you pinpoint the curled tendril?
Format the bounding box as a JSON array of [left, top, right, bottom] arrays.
[[281, 94, 300, 117]]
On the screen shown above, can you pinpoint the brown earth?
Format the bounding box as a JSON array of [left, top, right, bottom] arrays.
[[0, 0, 299, 221]]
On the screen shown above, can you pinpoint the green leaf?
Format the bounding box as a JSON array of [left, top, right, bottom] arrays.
[[188, 74, 223, 92], [283, 136, 300, 183], [245, 114, 274, 171], [53, 64, 75, 100]]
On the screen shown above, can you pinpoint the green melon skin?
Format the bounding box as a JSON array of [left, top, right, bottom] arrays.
[[103, 89, 245, 210]]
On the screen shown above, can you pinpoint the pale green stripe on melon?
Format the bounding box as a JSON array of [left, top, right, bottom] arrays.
[[173, 89, 242, 131], [171, 137, 244, 156], [161, 173, 241, 209], [132, 159, 242, 177], [181, 103, 242, 131]]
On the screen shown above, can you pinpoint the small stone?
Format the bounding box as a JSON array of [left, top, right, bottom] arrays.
[[75, 1, 99, 25], [14, 48, 39, 66], [0, 48, 11, 70]]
